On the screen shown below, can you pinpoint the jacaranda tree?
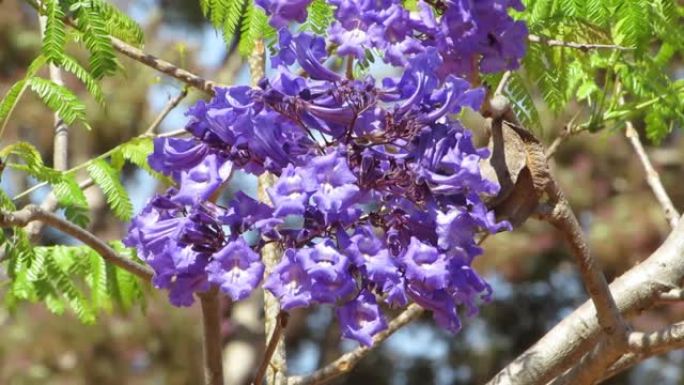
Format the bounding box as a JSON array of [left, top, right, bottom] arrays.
[[1, 1, 683, 384]]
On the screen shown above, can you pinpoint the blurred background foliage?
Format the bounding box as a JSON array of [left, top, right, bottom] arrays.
[[0, 0, 683, 384]]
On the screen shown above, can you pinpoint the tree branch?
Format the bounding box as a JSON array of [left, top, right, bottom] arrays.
[[253, 311, 290, 385], [109, 36, 217, 95], [250, 38, 288, 385], [200, 289, 225, 385], [24, 0, 217, 95], [144, 86, 189, 136], [658, 288, 684, 302], [487, 214, 684, 385], [600, 322, 684, 381], [528, 34, 633, 51], [540, 182, 629, 341], [625, 120, 679, 229], [288, 304, 424, 385], [0, 205, 153, 280]]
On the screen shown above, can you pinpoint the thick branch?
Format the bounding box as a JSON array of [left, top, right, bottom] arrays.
[[0, 205, 153, 280], [200, 289, 225, 385], [625, 120, 679, 229], [288, 304, 424, 385], [487, 215, 684, 385]]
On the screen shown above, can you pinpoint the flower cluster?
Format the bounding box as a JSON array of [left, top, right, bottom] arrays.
[[259, 0, 528, 76], [126, 0, 522, 346]]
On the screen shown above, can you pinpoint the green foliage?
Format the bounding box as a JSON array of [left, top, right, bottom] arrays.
[[301, 0, 334, 34], [116, 137, 174, 185], [3, 240, 145, 323], [519, 0, 684, 141], [75, 4, 118, 79], [200, 0, 275, 55], [42, 0, 66, 62], [87, 159, 133, 221], [1, 142, 90, 226], [53, 175, 90, 227], [84, 0, 145, 46], [1, 141, 63, 184], [26, 77, 88, 127], [0, 80, 28, 127], [238, 1, 275, 56], [503, 73, 543, 133], [57, 54, 106, 105]]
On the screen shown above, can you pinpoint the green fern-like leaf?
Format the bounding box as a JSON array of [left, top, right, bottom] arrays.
[[1, 141, 62, 184], [87, 159, 133, 221], [0, 80, 28, 126], [42, 0, 66, 62], [53, 174, 91, 227], [44, 247, 96, 323], [76, 6, 118, 79], [504, 72, 543, 133], [224, 0, 248, 44], [26, 76, 88, 126], [87, 0, 145, 46], [117, 137, 173, 184], [57, 54, 106, 105], [613, 0, 649, 48], [239, 1, 273, 56], [585, 0, 609, 26], [302, 0, 333, 34]]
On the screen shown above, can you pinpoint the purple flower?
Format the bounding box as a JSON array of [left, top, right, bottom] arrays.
[[307, 149, 361, 223], [400, 237, 450, 290], [221, 191, 275, 236], [264, 248, 314, 310], [408, 286, 461, 333], [172, 153, 233, 205], [300, 241, 356, 303], [255, 0, 313, 28], [148, 138, 210, 178], [274, 30, 341, 81], [436, 194, 510, 252], [268, 164, 315, 217], [206, 238, 265, 301], [336, 290, 387, 346], [150, 243, 211, 307]]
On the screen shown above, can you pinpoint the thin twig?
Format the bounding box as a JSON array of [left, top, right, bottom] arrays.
[[288, 304, 424, 385], [12, 128, 186, 203], [199, 289, 225, 385], [0, 205, 153, 280], [545, 112, 583, 160], [494, 71, 512, 96], [144, 87, 189, 136], [625, 120, 679, 229], [253, 311, 290, 385], [109, 36, 217, 95], [528, 34, 633, 51]]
